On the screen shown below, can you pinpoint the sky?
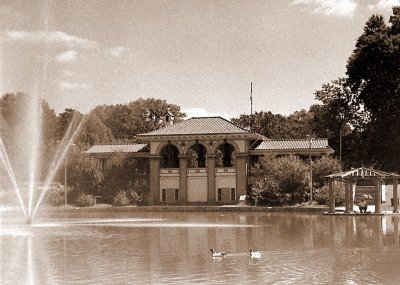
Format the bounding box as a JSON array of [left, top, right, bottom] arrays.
[[0, 0, 399, 119]]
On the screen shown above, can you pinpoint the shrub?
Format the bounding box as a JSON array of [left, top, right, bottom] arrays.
[[274, 156, 309, 203], [76, 192, 96, 207], [312, 156, 342, 188], [47, 190, 65, 207], [249, 155, 309, 205], [314, 182, 345, 206], [113, 190, 130, 206], [129, 190, 143, 205], [250, 177, 281, 206]]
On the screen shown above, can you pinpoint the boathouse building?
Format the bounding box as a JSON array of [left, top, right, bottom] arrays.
[[87, 114, 334, 205]]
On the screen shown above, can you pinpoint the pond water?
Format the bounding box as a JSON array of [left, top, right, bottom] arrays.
[[1, 210, 400, 285]]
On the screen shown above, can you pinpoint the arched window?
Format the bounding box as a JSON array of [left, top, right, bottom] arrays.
[[160, 145, 179, 168], [216, 143, 235, 167], [188, 143, 207, 168]]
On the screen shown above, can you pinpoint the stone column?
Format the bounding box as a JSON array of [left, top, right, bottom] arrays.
[[207, 154, 216, 204], [235, 153, 248, 200], [179, 155, 188, 204], [345, 180, 351, 213], [374, 178, 381, 213], [148, 155, 160, 205], [393, 178, 399, 213], [328, 179, 335, 213]]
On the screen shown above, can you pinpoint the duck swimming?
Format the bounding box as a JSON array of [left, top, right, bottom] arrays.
[[210, 249, 227, 257], [249, 248, 262, 258]]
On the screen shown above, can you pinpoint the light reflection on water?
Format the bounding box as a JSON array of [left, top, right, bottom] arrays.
[[1, 211, 400, 284]]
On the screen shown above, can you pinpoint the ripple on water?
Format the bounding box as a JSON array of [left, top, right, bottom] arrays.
[[0, 226, 34, 237]]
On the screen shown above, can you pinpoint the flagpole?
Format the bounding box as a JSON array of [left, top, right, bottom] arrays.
[[250, 82, 253, 132]]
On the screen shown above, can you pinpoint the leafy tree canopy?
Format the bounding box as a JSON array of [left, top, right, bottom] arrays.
[[346, 6, 400, 170], [232, 111, 315, 139], [91, 97, 186, 140]]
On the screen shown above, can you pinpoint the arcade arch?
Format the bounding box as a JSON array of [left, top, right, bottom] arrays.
[[215, 142, 236, 167], [187, 143, 207, 168], [160, 144, 179, 168]]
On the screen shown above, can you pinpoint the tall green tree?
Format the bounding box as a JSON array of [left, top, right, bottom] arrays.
[[78, 112, 113, 148], [56, 108, 84, 142], [92, 97, 186, 140], [232, 111, 315, 139], [313, 78, 360, 166], [346, 7, 400, 170]]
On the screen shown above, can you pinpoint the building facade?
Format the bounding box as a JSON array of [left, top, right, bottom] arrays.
[[87, 115, 334, 205]]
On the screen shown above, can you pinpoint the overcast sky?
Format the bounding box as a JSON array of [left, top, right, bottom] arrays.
[[0, 0, 398, 119]]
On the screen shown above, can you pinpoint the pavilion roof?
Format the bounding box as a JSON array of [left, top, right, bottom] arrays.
[[86, 144, 149, 154], [325, 167, 400, 179], [255, 138, 331, 151], [136, 117, 249, 137]]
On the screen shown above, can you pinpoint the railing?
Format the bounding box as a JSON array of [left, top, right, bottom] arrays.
[[216, 168, 235, 174], [188, 168, 207, 174], [160, 169, 179, 175]]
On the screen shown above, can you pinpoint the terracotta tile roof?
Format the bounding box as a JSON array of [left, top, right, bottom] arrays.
[[86, 144, 148, 154], [137, 117, 248, 137], [255, 138, 330, 150]]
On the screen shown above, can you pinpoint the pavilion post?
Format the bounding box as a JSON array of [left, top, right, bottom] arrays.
[[393, 178, 399, 213], [328, 179, 335, 213], [345, 180, 351, 213], [349, 180, 354, 212], [374, 178, 381, 213], [393, 216, 399, 246]]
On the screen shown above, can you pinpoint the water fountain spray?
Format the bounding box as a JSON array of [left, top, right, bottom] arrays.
[[29, 114, 86, 222], [0, 101, 85, 225], [0, 137, 28, 220]]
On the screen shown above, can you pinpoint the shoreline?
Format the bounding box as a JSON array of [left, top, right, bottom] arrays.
[[3, 204, 400, 216], [1, 204, 328, 213]]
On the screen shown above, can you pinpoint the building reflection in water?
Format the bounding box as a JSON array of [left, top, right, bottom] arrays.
[[1, 213, 400, 284]]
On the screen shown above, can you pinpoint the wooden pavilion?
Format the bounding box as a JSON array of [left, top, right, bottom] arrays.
[[326, 167, 400, 214]]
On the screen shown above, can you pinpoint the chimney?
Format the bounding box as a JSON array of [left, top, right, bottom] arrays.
[[163, 110, 174, 127]]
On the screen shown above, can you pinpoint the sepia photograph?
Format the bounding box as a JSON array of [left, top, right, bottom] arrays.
[[1, 0, 400, 284]]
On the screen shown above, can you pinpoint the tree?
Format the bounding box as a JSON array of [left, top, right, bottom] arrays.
[[313, 78, 360, 166], [346, 7, 400, 170], [232, 111, 314, 139], [249, 155, 282, 205], [312, 156, 344, 206], [274, 156, 309, 202], [68, 153, 104, 199], [286, 109, 315, 139], [39, 100, 58, 179], [56, 108, 84, 141], [92, 97, 186, 140], [100, 155, 149, 204], [78, 112, 113, 148], [0, 93, 58, 181], [312, 156, 341, 188]]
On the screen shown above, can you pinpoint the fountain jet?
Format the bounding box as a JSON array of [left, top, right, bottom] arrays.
[[0, 100, 85, 224]]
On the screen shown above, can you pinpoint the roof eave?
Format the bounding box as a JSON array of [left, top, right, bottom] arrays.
[[136, 132, 256, 141], [249, 148, 334, 156]]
